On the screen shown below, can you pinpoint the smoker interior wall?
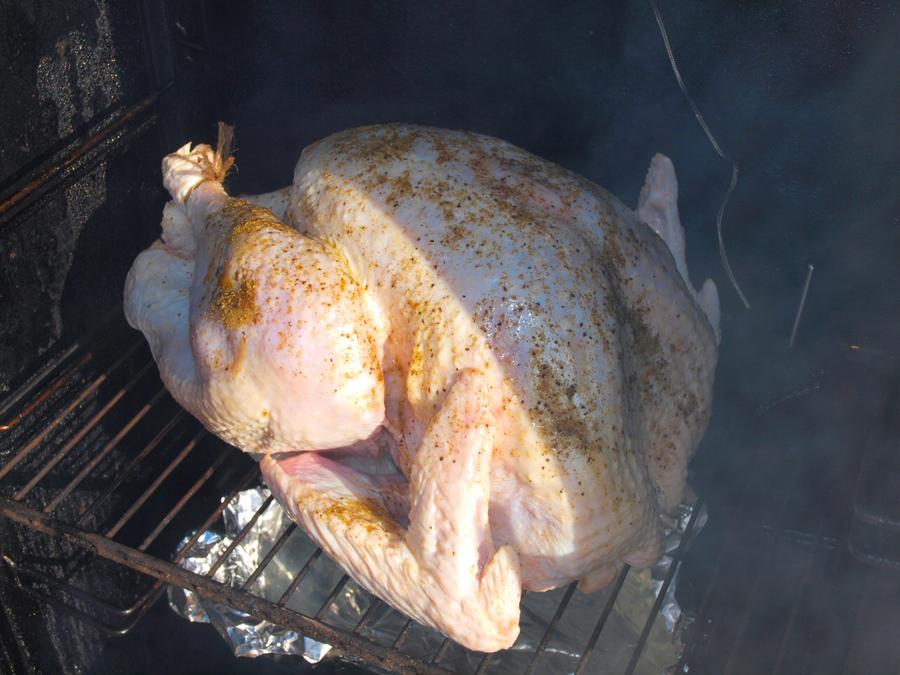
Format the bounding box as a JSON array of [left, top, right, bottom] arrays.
[[204, 0, 900, 366], [2, 0, 897, 397], [0, 1, 898, 673], [0, 0, 161, 394]]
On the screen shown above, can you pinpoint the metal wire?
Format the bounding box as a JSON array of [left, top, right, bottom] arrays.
[[0, 92, 162, 227], [46, 408, 184, 514], [647, 0, 751, 309], [0, 308, 124, 427], [0, 496, 457, 675], [574, 568, 630, 675], [240, 523, 297, 591], [277, 548, 324, 607], [104, 429, 207, 539], [0, 335, 258, 635], [2, 555, 156, 637], [0, 352, 94, 433], [393, 617, 415, 649], [76, 411, 189, 524], [3, 443, 258, 638], [172, 467, 260, 564], [624, 502, 705, 675], [138, 450, 232, 551], [14, 363, 156, 500], [315, 575, 350, 620], [204, 493, 274, 578], [429, 636, 453, 665], [0, 329, 698, 674], [0, 337, 144, 482], [525, 582, 579, 674], [353, 596, 384, 634]]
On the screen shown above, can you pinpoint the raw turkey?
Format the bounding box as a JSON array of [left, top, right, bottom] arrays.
[[124, 124, 719, 652]]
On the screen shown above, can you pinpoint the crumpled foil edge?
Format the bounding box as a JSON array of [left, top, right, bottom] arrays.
[[167, 488, 705, 673]]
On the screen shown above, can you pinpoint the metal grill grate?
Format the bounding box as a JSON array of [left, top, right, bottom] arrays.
[[0, 319, 700, 674]]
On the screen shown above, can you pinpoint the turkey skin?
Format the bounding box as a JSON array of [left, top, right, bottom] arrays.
[[124, 124, 719, 651]]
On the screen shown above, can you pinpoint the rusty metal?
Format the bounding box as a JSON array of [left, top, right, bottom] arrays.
[[0, 497, 456, 675], [75, 411, 187, 523], [353, 594, 384, 633], [0, 337, 144, 482], [137, 451, 231, 552], [43, 389, 171, 513], [44, 410, 184, 513], [474, 648, 494, 673], [42, 465, 264, 636], [0, 309, 124, 430], [0, 327, 701, 674], [104, 429, 206, 539], [430, 636, 452, 665], [173, 467, 260, 564], [39, 461, 258, 635], [0, 92, 160, 220], [0, 352, 93, 432], [2, 555, 158, 637], [393, 617, 415, 649], [14, 362, 156, 500], [1, 344, 82, 423]]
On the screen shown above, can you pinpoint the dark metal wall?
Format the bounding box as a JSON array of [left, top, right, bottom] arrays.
[[0, 3, 178, 672], [2, 0, 897, 391], [0, 0, 163, 394]]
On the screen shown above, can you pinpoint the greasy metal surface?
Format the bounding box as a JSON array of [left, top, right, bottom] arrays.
[[0, 92, 159, 222], [0, 0, 180, 400], [0, 352, 93, 433]]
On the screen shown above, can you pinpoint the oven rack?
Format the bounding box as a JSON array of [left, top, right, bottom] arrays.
[[0, 317, 697, 675]]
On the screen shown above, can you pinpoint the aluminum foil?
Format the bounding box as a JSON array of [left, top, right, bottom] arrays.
[[167, 489, 331, 663], [168, 487, 705, 674]]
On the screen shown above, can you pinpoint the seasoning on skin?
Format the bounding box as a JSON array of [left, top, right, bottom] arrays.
[[211, 272, 260, 329]]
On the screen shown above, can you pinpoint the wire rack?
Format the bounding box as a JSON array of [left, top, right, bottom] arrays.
[[0, 315, 700, 675]]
